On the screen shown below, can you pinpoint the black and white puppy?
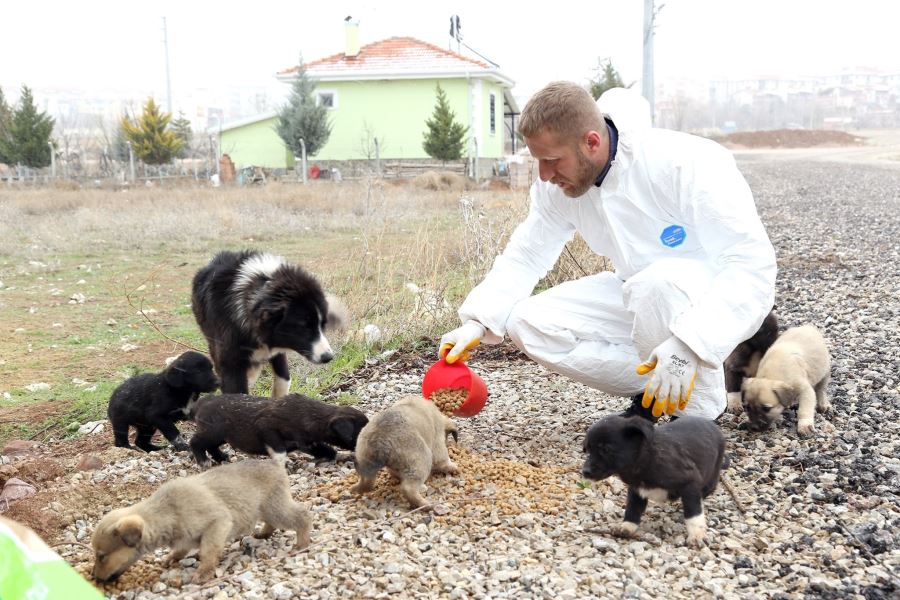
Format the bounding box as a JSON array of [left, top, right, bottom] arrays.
[[191, 250, 346, 397], [189, 393, 368, 467], [107, 351, 219, 452], [581, 415, 727, 547]]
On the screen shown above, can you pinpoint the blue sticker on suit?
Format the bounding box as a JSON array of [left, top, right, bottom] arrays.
[[660, 225, 686, 247]]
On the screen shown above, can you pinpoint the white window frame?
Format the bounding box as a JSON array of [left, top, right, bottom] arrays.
[[317, 89, 338, 110]]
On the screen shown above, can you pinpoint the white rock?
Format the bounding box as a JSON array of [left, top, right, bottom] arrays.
[[24, 382, 51, 392]]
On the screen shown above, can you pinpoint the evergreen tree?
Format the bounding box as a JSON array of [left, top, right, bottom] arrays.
[[0, 86, 55, 168], [171, 111, 193, 159], [0, 86, 13, 164], [589, 59, 627, 100], [276, 56, 331, 157], [120, 98, 183, 165], [422, 83, 468, 162]]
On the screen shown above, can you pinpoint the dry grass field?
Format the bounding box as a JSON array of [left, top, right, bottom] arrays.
[[0, 179, 515, 442], [0, 177, 605, 445]]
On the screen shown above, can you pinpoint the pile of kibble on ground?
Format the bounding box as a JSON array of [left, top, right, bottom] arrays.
[[315, 386, 581, 517]]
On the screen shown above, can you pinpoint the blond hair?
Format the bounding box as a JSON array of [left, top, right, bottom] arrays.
[[518, 81, 605, 144]]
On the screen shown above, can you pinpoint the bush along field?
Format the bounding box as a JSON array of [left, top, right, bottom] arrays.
[[1, 160, 898, 599]]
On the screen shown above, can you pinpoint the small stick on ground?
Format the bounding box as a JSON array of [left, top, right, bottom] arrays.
[[721, 474, 747, 514]]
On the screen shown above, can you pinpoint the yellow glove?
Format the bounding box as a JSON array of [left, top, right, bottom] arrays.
[[439, 321, 485, 364], [636, 336, 699, 418]]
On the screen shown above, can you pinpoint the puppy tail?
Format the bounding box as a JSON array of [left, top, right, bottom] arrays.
[[444, 418, 458, 444], [325, 293, 348, 332]]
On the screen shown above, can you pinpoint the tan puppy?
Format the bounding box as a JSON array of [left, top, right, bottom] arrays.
[[91, 459, 311, 583], [350, 395, 459, 508], [741, 324, 831, 436]]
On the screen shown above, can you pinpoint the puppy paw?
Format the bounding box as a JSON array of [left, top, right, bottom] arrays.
[[165, 550, 188, 565], [440, 461, 460, 475], [191, 567, 215, 584], [685, 515, 708, 548], [612, 521, 639, 539], [817, 400, 832, 414], [726, 392, 744, 414], [294, 531, 310, 550], [797, 420, 816, 437]]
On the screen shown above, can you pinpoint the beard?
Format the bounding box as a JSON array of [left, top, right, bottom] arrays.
[[552, 147, 604, 198]]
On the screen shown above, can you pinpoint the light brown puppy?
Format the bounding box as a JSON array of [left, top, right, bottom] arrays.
[[741, 324, 831, 436], [350, 395, 459, 508], [91, 458, 311, 584]]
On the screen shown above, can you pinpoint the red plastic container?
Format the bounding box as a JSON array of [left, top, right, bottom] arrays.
[[422, 358, 488, 417]]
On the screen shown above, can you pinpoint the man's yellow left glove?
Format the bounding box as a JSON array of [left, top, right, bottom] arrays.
[[636, 336, 699, 418]]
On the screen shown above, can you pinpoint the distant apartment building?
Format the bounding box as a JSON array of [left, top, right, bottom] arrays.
[[657, 67, 899, 131]]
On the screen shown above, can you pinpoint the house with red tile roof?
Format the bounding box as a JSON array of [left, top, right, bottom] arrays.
[[218, 23, 518, 174]]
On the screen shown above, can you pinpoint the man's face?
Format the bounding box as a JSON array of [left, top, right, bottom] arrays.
[[525, 129, 604, 198]]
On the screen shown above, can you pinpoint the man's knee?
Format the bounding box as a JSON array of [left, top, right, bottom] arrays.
[[506, 302, 535, 353]]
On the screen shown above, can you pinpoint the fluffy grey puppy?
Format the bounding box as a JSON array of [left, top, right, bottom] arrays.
[[91, 458, 310, 584], [350, 395, 459, 508]]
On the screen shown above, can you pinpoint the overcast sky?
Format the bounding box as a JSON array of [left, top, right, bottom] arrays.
[[2, 0, 899, 107]]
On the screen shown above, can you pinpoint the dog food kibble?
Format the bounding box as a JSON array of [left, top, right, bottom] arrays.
[[316, 445, 581, 518], [430, 387, 468, 416]]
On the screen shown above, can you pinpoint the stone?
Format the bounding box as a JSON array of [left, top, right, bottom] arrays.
[[2, 440, 41, 457], [0, 478, 36, 503], [76, 454, 103, 471]]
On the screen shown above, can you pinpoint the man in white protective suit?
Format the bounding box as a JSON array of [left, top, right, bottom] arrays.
[[439, 82, 777, 421]]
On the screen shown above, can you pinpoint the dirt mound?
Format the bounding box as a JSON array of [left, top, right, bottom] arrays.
[[719, 129, 866, 149], [413, 170, 469, 191]]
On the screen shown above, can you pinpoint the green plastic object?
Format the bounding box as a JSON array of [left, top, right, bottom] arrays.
[[0, 517, 102, 600]]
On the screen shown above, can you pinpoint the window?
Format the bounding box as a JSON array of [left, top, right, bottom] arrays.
[[317, 91, 337, 109], [489, 93, 496, 135]]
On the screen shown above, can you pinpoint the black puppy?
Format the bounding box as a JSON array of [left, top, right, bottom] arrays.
[[189, 393, 369, 467], [107, 351, 220, 452], [725, 309, 779, 394], [581, 415, 727, 547]]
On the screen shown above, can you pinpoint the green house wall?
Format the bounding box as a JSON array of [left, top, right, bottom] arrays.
[[219, 118, 294, 169], [220, 76, 509, 166]]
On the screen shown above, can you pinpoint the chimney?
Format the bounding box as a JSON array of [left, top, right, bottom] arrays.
[[344, 18, 360, 58]]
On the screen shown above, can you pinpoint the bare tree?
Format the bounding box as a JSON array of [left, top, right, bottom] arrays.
[[358, 120, 385, 160]]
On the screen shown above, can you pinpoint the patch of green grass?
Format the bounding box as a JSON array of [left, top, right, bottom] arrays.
[[0, 379, 120, 444]]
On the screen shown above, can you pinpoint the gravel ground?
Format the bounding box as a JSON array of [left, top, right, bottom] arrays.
[[5, 158, 900, 599]]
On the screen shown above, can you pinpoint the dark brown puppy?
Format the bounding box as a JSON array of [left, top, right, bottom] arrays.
[[107, 351, 219, 452], [189, 393, 368, 467], [582, 415, 727, 547], [725, 309, 779, 411]]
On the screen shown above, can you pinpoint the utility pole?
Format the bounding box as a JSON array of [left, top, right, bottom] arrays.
[[642, 0, 658, 125], [162, 17, 173, 114]]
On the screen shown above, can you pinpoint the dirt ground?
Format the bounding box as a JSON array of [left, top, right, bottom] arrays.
[[716, 129, 866, 149]]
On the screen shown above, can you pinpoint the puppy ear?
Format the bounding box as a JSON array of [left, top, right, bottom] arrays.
[[114, 515, 144, 548], [329, 417, 357, 447], [771, 382, 796, 406], [165, 366, 185, 388], [623, 418, 654, 441]]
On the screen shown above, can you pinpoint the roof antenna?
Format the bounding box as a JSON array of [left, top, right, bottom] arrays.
[[449, 15, 461, 53]]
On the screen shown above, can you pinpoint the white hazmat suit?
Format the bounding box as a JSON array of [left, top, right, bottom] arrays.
[[456, 88, 777, 418]]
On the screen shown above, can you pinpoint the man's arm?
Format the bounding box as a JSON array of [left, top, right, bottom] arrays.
[[458, 181, 576, 343]]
